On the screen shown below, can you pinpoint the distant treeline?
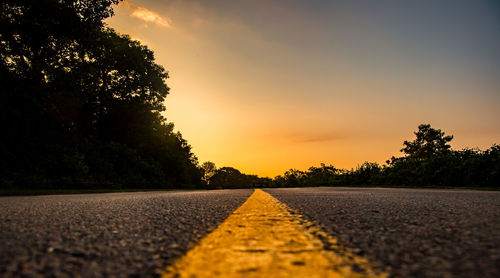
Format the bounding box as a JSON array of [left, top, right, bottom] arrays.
[[200, 163, 273, 189], [1, 0, 202, 189], [272, 148, 500, 189], [204, 124, 499, 189], [271, 124, 500, 188]]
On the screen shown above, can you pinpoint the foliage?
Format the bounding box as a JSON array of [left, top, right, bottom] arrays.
[[401, 124, 453, 160], [273, 124, 499, 188], [0, 0, 202, 189], [201, 161, 217, 183], [208, 167, 271, 189]]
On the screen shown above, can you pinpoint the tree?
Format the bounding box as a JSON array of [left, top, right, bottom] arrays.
[[0, 0, 202, 189], [209, 167, 245, 188], [201, 161, 217, 184], [303, 164, 339, 186], [282, 169, 304, 187], [351, 162, 381, 185], [401, 124, 453, 160]]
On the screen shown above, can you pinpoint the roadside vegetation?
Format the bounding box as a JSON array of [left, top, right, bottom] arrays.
[[271, 124, 499, 189], [202, 124, 499, 189], [1, 1, 498, 193], [1, 0, 202, 190]]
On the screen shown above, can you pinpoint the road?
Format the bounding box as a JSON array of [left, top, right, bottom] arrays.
[[0, 190, 252, 277], [0, 188, 499, 277], [266, 188, 500, 278]]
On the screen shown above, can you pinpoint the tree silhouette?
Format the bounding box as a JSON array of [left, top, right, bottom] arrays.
[[0, 0, 202, 189], [401, 124, 453, 160], [201, 161, 217, 184]]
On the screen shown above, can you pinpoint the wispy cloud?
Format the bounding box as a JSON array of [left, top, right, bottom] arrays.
[[123, 1, 171, 28], [296, 133, 344, 143], [283, 131, 346, 143]]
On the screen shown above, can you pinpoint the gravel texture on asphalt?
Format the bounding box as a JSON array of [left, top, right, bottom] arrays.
[[265, 187, 500, 278], [0, 190, 252, 278]]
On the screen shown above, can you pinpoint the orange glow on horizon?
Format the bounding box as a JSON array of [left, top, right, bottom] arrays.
[[106, 1, 500, 177]]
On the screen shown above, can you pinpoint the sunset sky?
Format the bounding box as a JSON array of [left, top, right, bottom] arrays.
[[106, 0, 500, 177]]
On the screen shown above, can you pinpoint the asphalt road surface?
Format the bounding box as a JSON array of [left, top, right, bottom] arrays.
[[0, 190, 252, 277], [1, 188, 499, 277], [266, 188, 500, 278]]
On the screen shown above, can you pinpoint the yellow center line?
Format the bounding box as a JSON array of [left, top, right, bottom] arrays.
[[161, 189, 388, 277]]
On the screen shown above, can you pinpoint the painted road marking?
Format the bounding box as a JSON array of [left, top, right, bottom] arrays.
[[161, 189, 387, 277]]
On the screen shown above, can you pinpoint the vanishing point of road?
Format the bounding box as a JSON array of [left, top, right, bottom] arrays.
[[1, 188, 499, 277]]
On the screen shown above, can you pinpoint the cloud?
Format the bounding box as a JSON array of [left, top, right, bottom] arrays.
[[284, 131, 346, 143], [123, 1, 171, 28], [297, 133, 344, 143]]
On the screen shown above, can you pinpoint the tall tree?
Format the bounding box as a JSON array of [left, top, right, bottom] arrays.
[[201, 161, 217, 184], [401, 124, 453, 160], [0, 0, 201, 188]]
